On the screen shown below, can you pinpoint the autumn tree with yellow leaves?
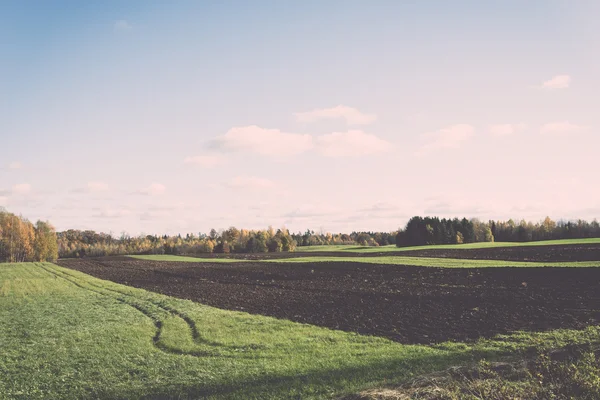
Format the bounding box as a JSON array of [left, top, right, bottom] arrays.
[[0, 208, 58, 263]]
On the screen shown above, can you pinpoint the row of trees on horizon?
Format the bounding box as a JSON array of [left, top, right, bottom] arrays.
[[51, 216, 600, 257], [1, 207, 599, 261], [58, 227, 298, 258], [57, 228, 399, 258], [396, 216, 600, 246]]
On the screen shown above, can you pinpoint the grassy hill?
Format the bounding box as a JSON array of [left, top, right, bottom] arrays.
[[3, 262, 600, 399]]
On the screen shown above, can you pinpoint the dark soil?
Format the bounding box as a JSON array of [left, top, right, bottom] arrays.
[[171, 243, 600, 262], [397, 243, 600, 262], [56, 257, 600, 345]]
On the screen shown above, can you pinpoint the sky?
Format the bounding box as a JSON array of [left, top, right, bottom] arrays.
[[1, 0, 599, 235]]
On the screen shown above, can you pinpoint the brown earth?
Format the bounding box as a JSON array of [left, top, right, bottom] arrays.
[[56, 257, 600, 345], [172, 243, 600, 262], [396, 243, 600, 262]]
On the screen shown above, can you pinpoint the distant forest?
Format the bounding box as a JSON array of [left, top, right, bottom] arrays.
[[56, 229, 399, 258], [395, 216, 600, 247], [1, 207, 599, 261], [55, 216, 600, 258]]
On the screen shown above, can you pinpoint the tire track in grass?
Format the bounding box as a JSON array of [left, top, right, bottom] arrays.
[[67, 268, 261, 350], [57, 260, 271, 353], [45, 263, 266, 356], [58, 265, 206, 342], [37, 263, 236, 358]]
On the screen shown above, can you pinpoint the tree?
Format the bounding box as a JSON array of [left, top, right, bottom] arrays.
[[0, 211, 5, 261], [246, 236, 268, 253], [541, 216, 556, 240], [425, 224, 435, 244], [214, 241, 231, 254], [472, 219, 494, 243], [0, 210, 37, 262], [34, 221, 58, 262], [16, 217, 35, 262], [484, 226, 494, 242], [267, 236, 282, 252], [460, 218, 475, 243], [280, 233, 296, 252], [223, 227, 240, 250], [445, 222, 456, 244]]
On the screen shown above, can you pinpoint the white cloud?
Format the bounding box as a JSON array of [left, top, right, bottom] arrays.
[[138, 183, 166, 196], [359, 202, 399, 213], [209, 125, 391, 158], [540, 121, 589, 135], [489, 123, 528, 136], [87, 181, 109, 192], [403, 112, 427, 125], [423, 199, 491, 216], [210, 125, 314, 157], [8, 162, 22, 170], [343, 202, 412, 223], [315, 130, 391, 157], [183, 154, 225, 167], [283, 204, 345, 222], [71, 181, 110, 194], [140, 210, 171, 221], [92, 208, 132, 219], [541, 75, 571, 89], [114, 20, 132, 32], [418, 124, 475, 155], [12, 183, 32, 195], [0, 196, 7, 206], [295, 105, 377, 125], [228, 176, 275, 189]]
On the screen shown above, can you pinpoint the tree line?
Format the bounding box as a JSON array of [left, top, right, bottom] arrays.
[[57, 226, 299, 258], [290, 230, 397, 247], [396, 216, 600, 247], [2, 206, 600, 262], [0, 208, 58, 263], [57, 228, 400, 258]]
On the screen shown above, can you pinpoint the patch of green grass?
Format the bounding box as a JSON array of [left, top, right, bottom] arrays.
[[296, 238, 600, 253], [275, 256, 600, 268], [351, 345, 600, 399], [131, 254, 600, 268], [3, 262, 600, 399], [446, 350, 600, 400]]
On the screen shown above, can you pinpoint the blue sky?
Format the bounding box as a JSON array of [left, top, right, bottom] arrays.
[[1, 0, 599, 235]]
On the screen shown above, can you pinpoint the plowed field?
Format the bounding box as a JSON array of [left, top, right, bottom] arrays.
[[397, 243, 600, 262], [161, 243, 600, 262], [57, 257, 600, 345]]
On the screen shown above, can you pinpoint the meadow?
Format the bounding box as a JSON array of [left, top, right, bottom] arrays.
[[2, 239, 600, 399]]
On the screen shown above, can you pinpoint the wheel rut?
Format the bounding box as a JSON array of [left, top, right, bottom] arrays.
[[37, 263, 246, 358]]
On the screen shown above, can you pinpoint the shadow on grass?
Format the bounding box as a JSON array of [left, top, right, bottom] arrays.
[[94, 347, 498, 400]]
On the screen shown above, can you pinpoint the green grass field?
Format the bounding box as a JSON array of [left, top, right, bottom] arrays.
[[295, 238, 600, 253], [131, 254, 600, 268], [3, 262, 600, 399]]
